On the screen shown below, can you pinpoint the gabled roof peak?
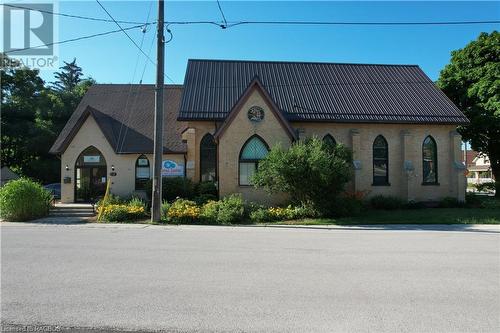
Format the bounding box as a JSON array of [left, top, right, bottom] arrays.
[[213, 77, 297, 141]]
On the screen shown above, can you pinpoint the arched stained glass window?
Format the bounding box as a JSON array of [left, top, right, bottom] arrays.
[[323, 134, 336, 147], [422, 136, 438, 184], [200, 134, 217, 182], [135, 155, 150, 190], [373, 135, 389, 185], [239, 135, 269, 186]]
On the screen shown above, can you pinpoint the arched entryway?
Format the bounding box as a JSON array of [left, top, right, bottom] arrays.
[[74, 146, 107, 202]]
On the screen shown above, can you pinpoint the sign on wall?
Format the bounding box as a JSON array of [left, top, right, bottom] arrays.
[[161, 160, 184, 177], [83, 155, 100, 163]]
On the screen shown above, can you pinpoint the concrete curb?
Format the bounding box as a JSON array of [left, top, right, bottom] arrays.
[[1, 220, 499, 233]]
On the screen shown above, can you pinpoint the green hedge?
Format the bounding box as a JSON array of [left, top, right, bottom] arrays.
[[0, 178, 53, 221], [145, 177, 218, 202]]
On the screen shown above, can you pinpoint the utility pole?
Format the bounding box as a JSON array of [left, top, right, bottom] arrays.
[[151, 0, 165, 222]]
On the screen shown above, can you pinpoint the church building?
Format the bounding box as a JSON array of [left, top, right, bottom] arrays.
[[50, 59, 468, 204]]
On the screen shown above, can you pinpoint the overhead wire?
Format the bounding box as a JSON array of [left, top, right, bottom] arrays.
[[117, 1, 155, 153], [216, 0, 228, 28], [3, 24, 151, 54], [223, 19, 500, 28], [1, 3, 154, 25], [3, 4, 498, 28], [94, 0, 174, 83]]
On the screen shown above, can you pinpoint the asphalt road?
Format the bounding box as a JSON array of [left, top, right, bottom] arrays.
[[2, 223, 500, 333]]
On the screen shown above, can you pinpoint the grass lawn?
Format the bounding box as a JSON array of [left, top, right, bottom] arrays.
[[268, 208, 500, 225]]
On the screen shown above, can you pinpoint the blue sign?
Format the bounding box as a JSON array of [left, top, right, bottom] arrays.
[[161, 160, 184, 177]]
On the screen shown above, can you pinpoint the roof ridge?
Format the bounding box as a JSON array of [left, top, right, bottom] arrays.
[[188, 58, 420, 67], [90, 83, 183, 88]]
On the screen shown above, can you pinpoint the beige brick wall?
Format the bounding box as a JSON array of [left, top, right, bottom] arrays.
[[185, 86, 466, 204], [60, 116, 184, 203], [182, 121, 218, 182], [294, 122, 465, 201], [217, 88, 292, 205], [62, 89, 465, 204]]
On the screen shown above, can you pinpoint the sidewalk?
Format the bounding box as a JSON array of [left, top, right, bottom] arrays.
[[2, 217, 499, 233]]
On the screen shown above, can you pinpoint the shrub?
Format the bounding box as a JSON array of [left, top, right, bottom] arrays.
[[145, 177, 195, 202], [253, 137, 353, 216], [99, 205, 130, 222], [465, 193, 483, 207], [200, 200, 220, 224], [370, 195, 405, 210], [474, 182, 496, 193], [439, 197, 465, 208], [195, 181, 218, 197], [0, 178, 53, 221], [250, 208, 275, 223], [96, 194, 124, 210], [330, 195, 364, 217], [405, 200, 425, 209], [480, 197, 500, 209], [167, 199, 201, 224], [161, 201, 171, 221], [249, 204, 320, 223], [98, 204, 146, 222], [128, 197, 147, 210], [193, 194, 218, 205], [216, 194, 245, 224]]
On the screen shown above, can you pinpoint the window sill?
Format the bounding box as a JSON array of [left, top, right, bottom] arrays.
[[422, 182, 440, 186], [238, 184, 253, 188], [372, 183, 391, 187]]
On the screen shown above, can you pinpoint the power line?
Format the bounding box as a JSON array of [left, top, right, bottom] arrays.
[[4, 5, 497, 27], [216, 1, 228, 28], [2, 4, 154, 25], [224, 19, 500, 28], [94, 0, 174, 83], [4, 24, 150, 54], [117, 1, 155, 153]]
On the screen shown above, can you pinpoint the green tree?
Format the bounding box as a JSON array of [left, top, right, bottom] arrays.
[[52, 58, 83, 92], [253, 137, 353, 215], [438, 31, 500, 196], [1, 55, 55, 182], [1, 55, 93, 183]]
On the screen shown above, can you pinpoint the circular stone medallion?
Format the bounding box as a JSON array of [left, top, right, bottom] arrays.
[[247, 106, 264, 122]]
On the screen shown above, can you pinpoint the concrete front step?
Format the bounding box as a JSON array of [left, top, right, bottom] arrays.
[[51, 208, 95, 213], [50, 212, 96, 217], [50, 203, 95, 217]]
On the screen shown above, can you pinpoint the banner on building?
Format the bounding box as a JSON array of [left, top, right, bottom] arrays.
[[161, 160, 184, 177]]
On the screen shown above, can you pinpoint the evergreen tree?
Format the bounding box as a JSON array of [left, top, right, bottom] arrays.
[[52, 58, 83, 92]]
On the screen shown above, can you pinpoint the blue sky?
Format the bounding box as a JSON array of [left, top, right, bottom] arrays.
[[25, 1, 500, 84]]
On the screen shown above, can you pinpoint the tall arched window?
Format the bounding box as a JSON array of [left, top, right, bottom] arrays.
[[135, 155, 150, 190], [239, 135, 269, 186], [373, 135, 389, 185], [323, 134, 337, 147], [422, 136, 438, 184], [200, 133, 217, 182]]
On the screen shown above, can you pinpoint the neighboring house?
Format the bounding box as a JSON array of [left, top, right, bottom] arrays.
[[50, 59, 468, 204], [463, 150, 495, 184], [0, 166, 20, 186]]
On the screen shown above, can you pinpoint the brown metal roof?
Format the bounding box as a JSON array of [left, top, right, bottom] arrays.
[[178, 59, 468, 124], [50, 84, 187, 154]]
